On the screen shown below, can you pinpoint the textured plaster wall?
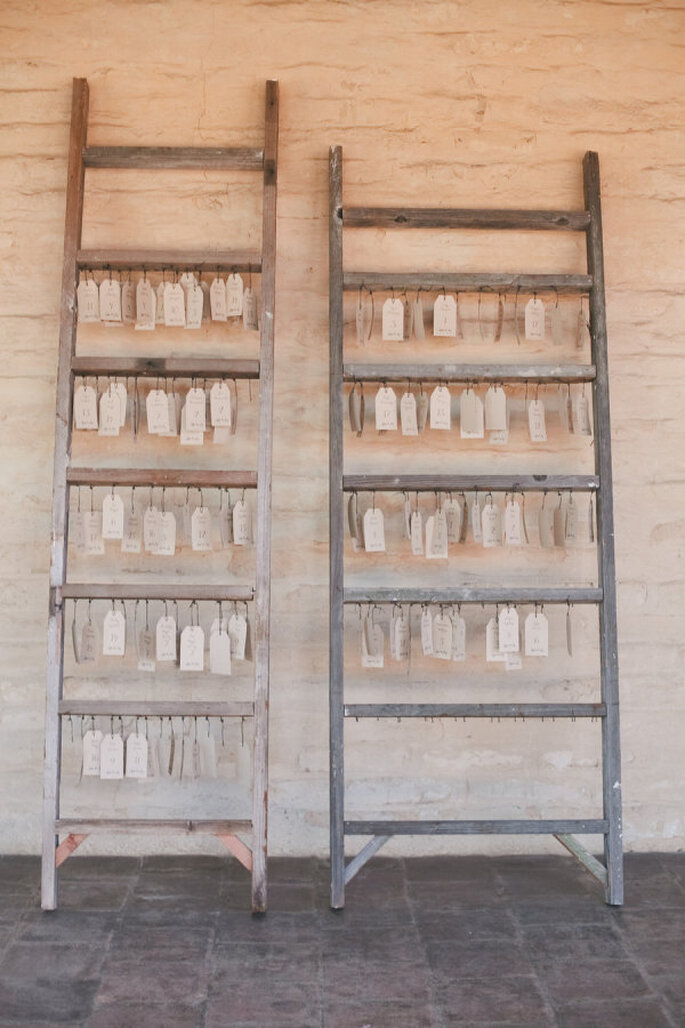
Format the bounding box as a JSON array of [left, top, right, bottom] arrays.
[[0, 0, 684, 857]]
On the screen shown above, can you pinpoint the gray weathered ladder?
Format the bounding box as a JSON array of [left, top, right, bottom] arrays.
[[328, 146, 622, 907], [42, 78, 278, 912]]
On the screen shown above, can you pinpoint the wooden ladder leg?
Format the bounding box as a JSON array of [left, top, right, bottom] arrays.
[[42, 77, 89, 913]]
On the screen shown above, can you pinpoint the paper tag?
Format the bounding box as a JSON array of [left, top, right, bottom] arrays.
[[242, 287, 259, 330], [121, 279, 136, 324], [486, 617, 507, 662], [77, 278, 100, 323], [80, 619, 98, 662], [506, 652, 523, 671], [432, 612, 452, 660], [416, 390, 429, 432], [210, 381, 232, 427], [498, 607, 520, 653], [375, 386, 398, 431], [185, 283, 204, 329], [184, 387, 207, 432], [363, 507, 386, 552], [553, 504, 566, 547], [143, 505, 161, 553], [452, 615, 466, 661], [470, 497, 482, 543], [400, 391, 418, 436], [349, 386, 363, 435], [111, 382, 127, 428], [210, 628, 232, 675], [97, 387, 120, 437], [146, 389, 170, 435], [232, 498, 251, 545], [102, 493, 125, 540], [528, 399, 547, 442], [226, 273, 244, 317], [410, 509, 424, 556], [191, 506, 213, 551], [575, 393, 593, 436], [418, 607, 433, 656], [135, 278, 155, 329], [433, 294, 457, 337], [74, 384, 99, 431], [121, 507, 142, 554], [481, 501, 502, 548], [219, 499, 234, 549], [460, 389, 485, 439], [382, 297, 404, 341], [412, 295, 425, 340], [71, 509, 85, 553], [100, 733, 124, 780], [539, 504, 555, 548], [210, 277, 227, 321], [525, 297, 545, 340], [391, 611, 410, 662], [156, 615, 177, 662], [125, 732, 148, 778], [565, 497, 578, 543], [180, 404, 204, 446], [228, 613, 247, 660], [525, 611, 549, 656], [180, 624, 205, 671], [504, 499, 523, 546], [155, 281, 166, 325], [403, 297, 412, 340], [137, 625, 156, 672], [84, 511, 105, 555], [82, 729, 103, 776], [157, 510, 176, 555], [99, 278, 122, 323], [361, 615, 384, 668], [426, 509, 448, 559], [444, 497, 462, 543], [429, 385, 451, 430], [484, 386, 507, 432], [550, 303, 563, 345], [102, 608, 126, 656]]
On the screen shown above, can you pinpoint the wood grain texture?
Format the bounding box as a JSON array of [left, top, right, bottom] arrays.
[[56, 818, 252, 835], [344, 819, 609, 835], [62, 583, 254, 601], [58, 700, 255, 718], [342, 206, 590, 231], [344, 272, 592, 293], [343, 586, 603, 605], [66, 468, 257, 488], [71, 356, 260, 379], [343, 362, 596, 383], [83, 146, 264, 170], [344, 703, 607, 719], [343, 473, 598, 493], [77, 249, 262, 272]]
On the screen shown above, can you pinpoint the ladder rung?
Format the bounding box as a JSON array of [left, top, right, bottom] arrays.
[[343, 587, 603, 606], [343, 474, 598, 493], [342, 207, 591, 232], [60, 584, 254, 602], [66, 468, 257, 489], [77, 248, 262, 272], [344, 819, 609, 836], [343, 272, 592, 293], [59, 700, 254, 718], [344, 703, 606, 720], [83, 146, 264, 171], [343, 363, 596, 384], [71, 357, 260, 379], [56, 818, 252, 835]]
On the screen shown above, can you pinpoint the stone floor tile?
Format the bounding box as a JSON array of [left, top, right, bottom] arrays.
[[57, 877, 132, 912], [535, 958, 652, 1004], [425, 938, 534, 982], [322, 959, 432, 1004], [323, 998, 439, 1028], [86, 1001, 204, 1028], [0, 977, 98, 1024], [94, 958, 209, 1007], [520, 922, 629, 963], [17, 909, 118, 946], [204, 980, 321, 1026], [320, 925, 424, 964], [510, 897, 615, 926], [211, 940, 320, 981], [614, 907, 685, 943], [415, 907, 518, 941], [553, 998, 674, 1028], [434, 974, 549, 1024]]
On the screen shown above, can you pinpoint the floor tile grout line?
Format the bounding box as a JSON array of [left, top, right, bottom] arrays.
[[610, 909, 681, 1028]]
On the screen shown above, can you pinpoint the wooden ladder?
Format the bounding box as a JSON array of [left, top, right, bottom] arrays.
[[42, 78, 278, 912], [328, 146, 623, 908]]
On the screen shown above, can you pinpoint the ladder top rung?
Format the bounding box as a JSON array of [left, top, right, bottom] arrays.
[[343, 587, 603, 605], [58, 700, 254, 718], [342, 206, 591, 232], [71, 356, 260, 380], [343, 272, 592, 294], [77, 249, 262, 272], [60, 583, 255, 602], [342, 473, 599, 493], [343, 362, 596, 384], [344, 703, 606, 719], [66, 468, 257, 489], [83, 145, 264, 171]]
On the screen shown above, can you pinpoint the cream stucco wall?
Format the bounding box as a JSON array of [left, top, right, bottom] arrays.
[[1, 0, 684, 858]]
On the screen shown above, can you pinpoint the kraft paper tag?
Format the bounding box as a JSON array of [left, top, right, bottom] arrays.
[[98, 387, 121, 437], [99, 277, 121, 323], [470, 496, 482, 543], [228, 612, 247, 661], [146, 389, 170, 435], [504, 499, 523, 546], [452, 614, 466, 662], [382, 297, 404, 341], [184, 387, 207, 432], [460, 388, 485, 439], [191, 506, 213, 551], [121, 279, 136, 324], [432, 612, 452, 660], [426, 509, 448, 559], [484, 386, 507, 432], [429, 385, 451, 430], [481, 500, 502, 548], [375, 386, 398, 431], [102, 608, 126, 656], [185, 282, 204, 329], [486, 617, 506, 662], [226, 273, 244, 317], [233, 498, 251, 545], [143, 504, 161, 553], [121, 506, 142, 554], [210, 277, 227, 321], [444, 497, 462, 543], [77, 278, 99, 323], [410, 509, 424, 556], [242, 287, 259, 330], [390, 609, 410, 662], [74, 384, 99, 431], [210, 381, 232, 428]]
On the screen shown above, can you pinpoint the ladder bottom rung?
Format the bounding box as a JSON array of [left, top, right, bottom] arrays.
[[56, 818, 252, 836], [344, 819, 608, 836]]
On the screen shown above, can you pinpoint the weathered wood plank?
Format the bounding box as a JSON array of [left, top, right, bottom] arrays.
[[584, 150, 623, 907], [345, 819, 608, 836], [555, 833, 608, 886], [56, 818, 252, 835], [251, 79, 278, 915], [42, 76, 89, 913], [343, 362, 596, 383], [216, 833, 254, 872], [344, 272, 592, 293], [343, 207, 590, 231], [62, 583, 254, 602], [343, 474, 598, 493], [329, 145, 346, 911], [71, 356, 260, 379], [344, 587, 602, 605], [55, 833, 87, 868], [344, 836, 390, 884], [58, 700, 254, 718], [67, 468, 257, 489], [83, 146, 264, 170], [77, 249, 262, 272], [344, 703, 606, 720]]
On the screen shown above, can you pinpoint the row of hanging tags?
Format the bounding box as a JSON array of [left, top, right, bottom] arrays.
[[77, 270, 259, 330], [350, 491, 594, 555], [72, 599, 250, 674], [349, 381, 592, 441], [73, 377, 242, 443], [71, 487, 252, 556], [360, 602, 573, 671], [356, 289, 590, 346]]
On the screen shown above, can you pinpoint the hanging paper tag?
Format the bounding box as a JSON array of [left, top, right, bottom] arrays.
[[226, 273, 244, 316], [121, 280, 136, 324], [381, 297, 404, 341], [84, 511, 105, 555], [80, 619, 98, 662], [565, 497, 578, 543], [460, 389, 485, 439], [575, 393, 593, 436], [121, 507, 142, 554], [391, 611, 410, 662], [444, 497, 462, 543], [180, 404, 204, 446], [400, 391, 418, 436], [486, 617, 506, 662], [426, 509, 448, 559], [219, 499, 233, 548], [505, 652, 523, 671], [210, 277, 227, 321], [528, 399, 547, 442], [71, 509, 85, 553], [375, 386, 398, 431], [210, 628, 232, 675], [504, 499, 523, 546], [412, 295, 425, 340], [100, 733, 124, 780], [452, 615, 466, 661], [184, 387, 207, 432], [155, 281, 166, 325], [361, 615, 384, 668], [432, 612, 452, 660], [146, 389, 170, 435], [410, 509, 424, 556], [470, 497, 482, 543], [98, 388, 121, 437], [157, 510, 176, 556], [233, 498, 251, 545], [185, 283, 204, 329], [111, 382, 127, 428], [156, 615, 177, 662], [433, 294, 458, 338], [210, 381, 232, 428], [99, 278, 122, 323], [349, 386, 363, 435], [525, 611, 549, 656], [498, 607, 520, 653], [125, 733, 148, 779], [74, 384, 99, 430], [481, 501, 502, 548], [180, 624, 205, 671], [403, 296, 412, 340], [102, 608, 126, 656], [363, 507, 386, 553], [429, 385, 451, 430], [143, 505, 161, 553], [135, 278, 155, 329], [484, 386, 507, 432], [416, 390, 429, 432], [525, 297, 545, 340], [82, 729, 103, 776], [419, 607, 433, 656], [77, 278, 100, 323], [242, 287, 259, 330], [102, 493, 125, 540], [228, 613, 247, 661], [191, 506, 213, 551]]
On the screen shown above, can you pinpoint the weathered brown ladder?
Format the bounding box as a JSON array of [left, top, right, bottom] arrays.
[[328, 145, 623, 907], [42, 78, 278, 912]]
